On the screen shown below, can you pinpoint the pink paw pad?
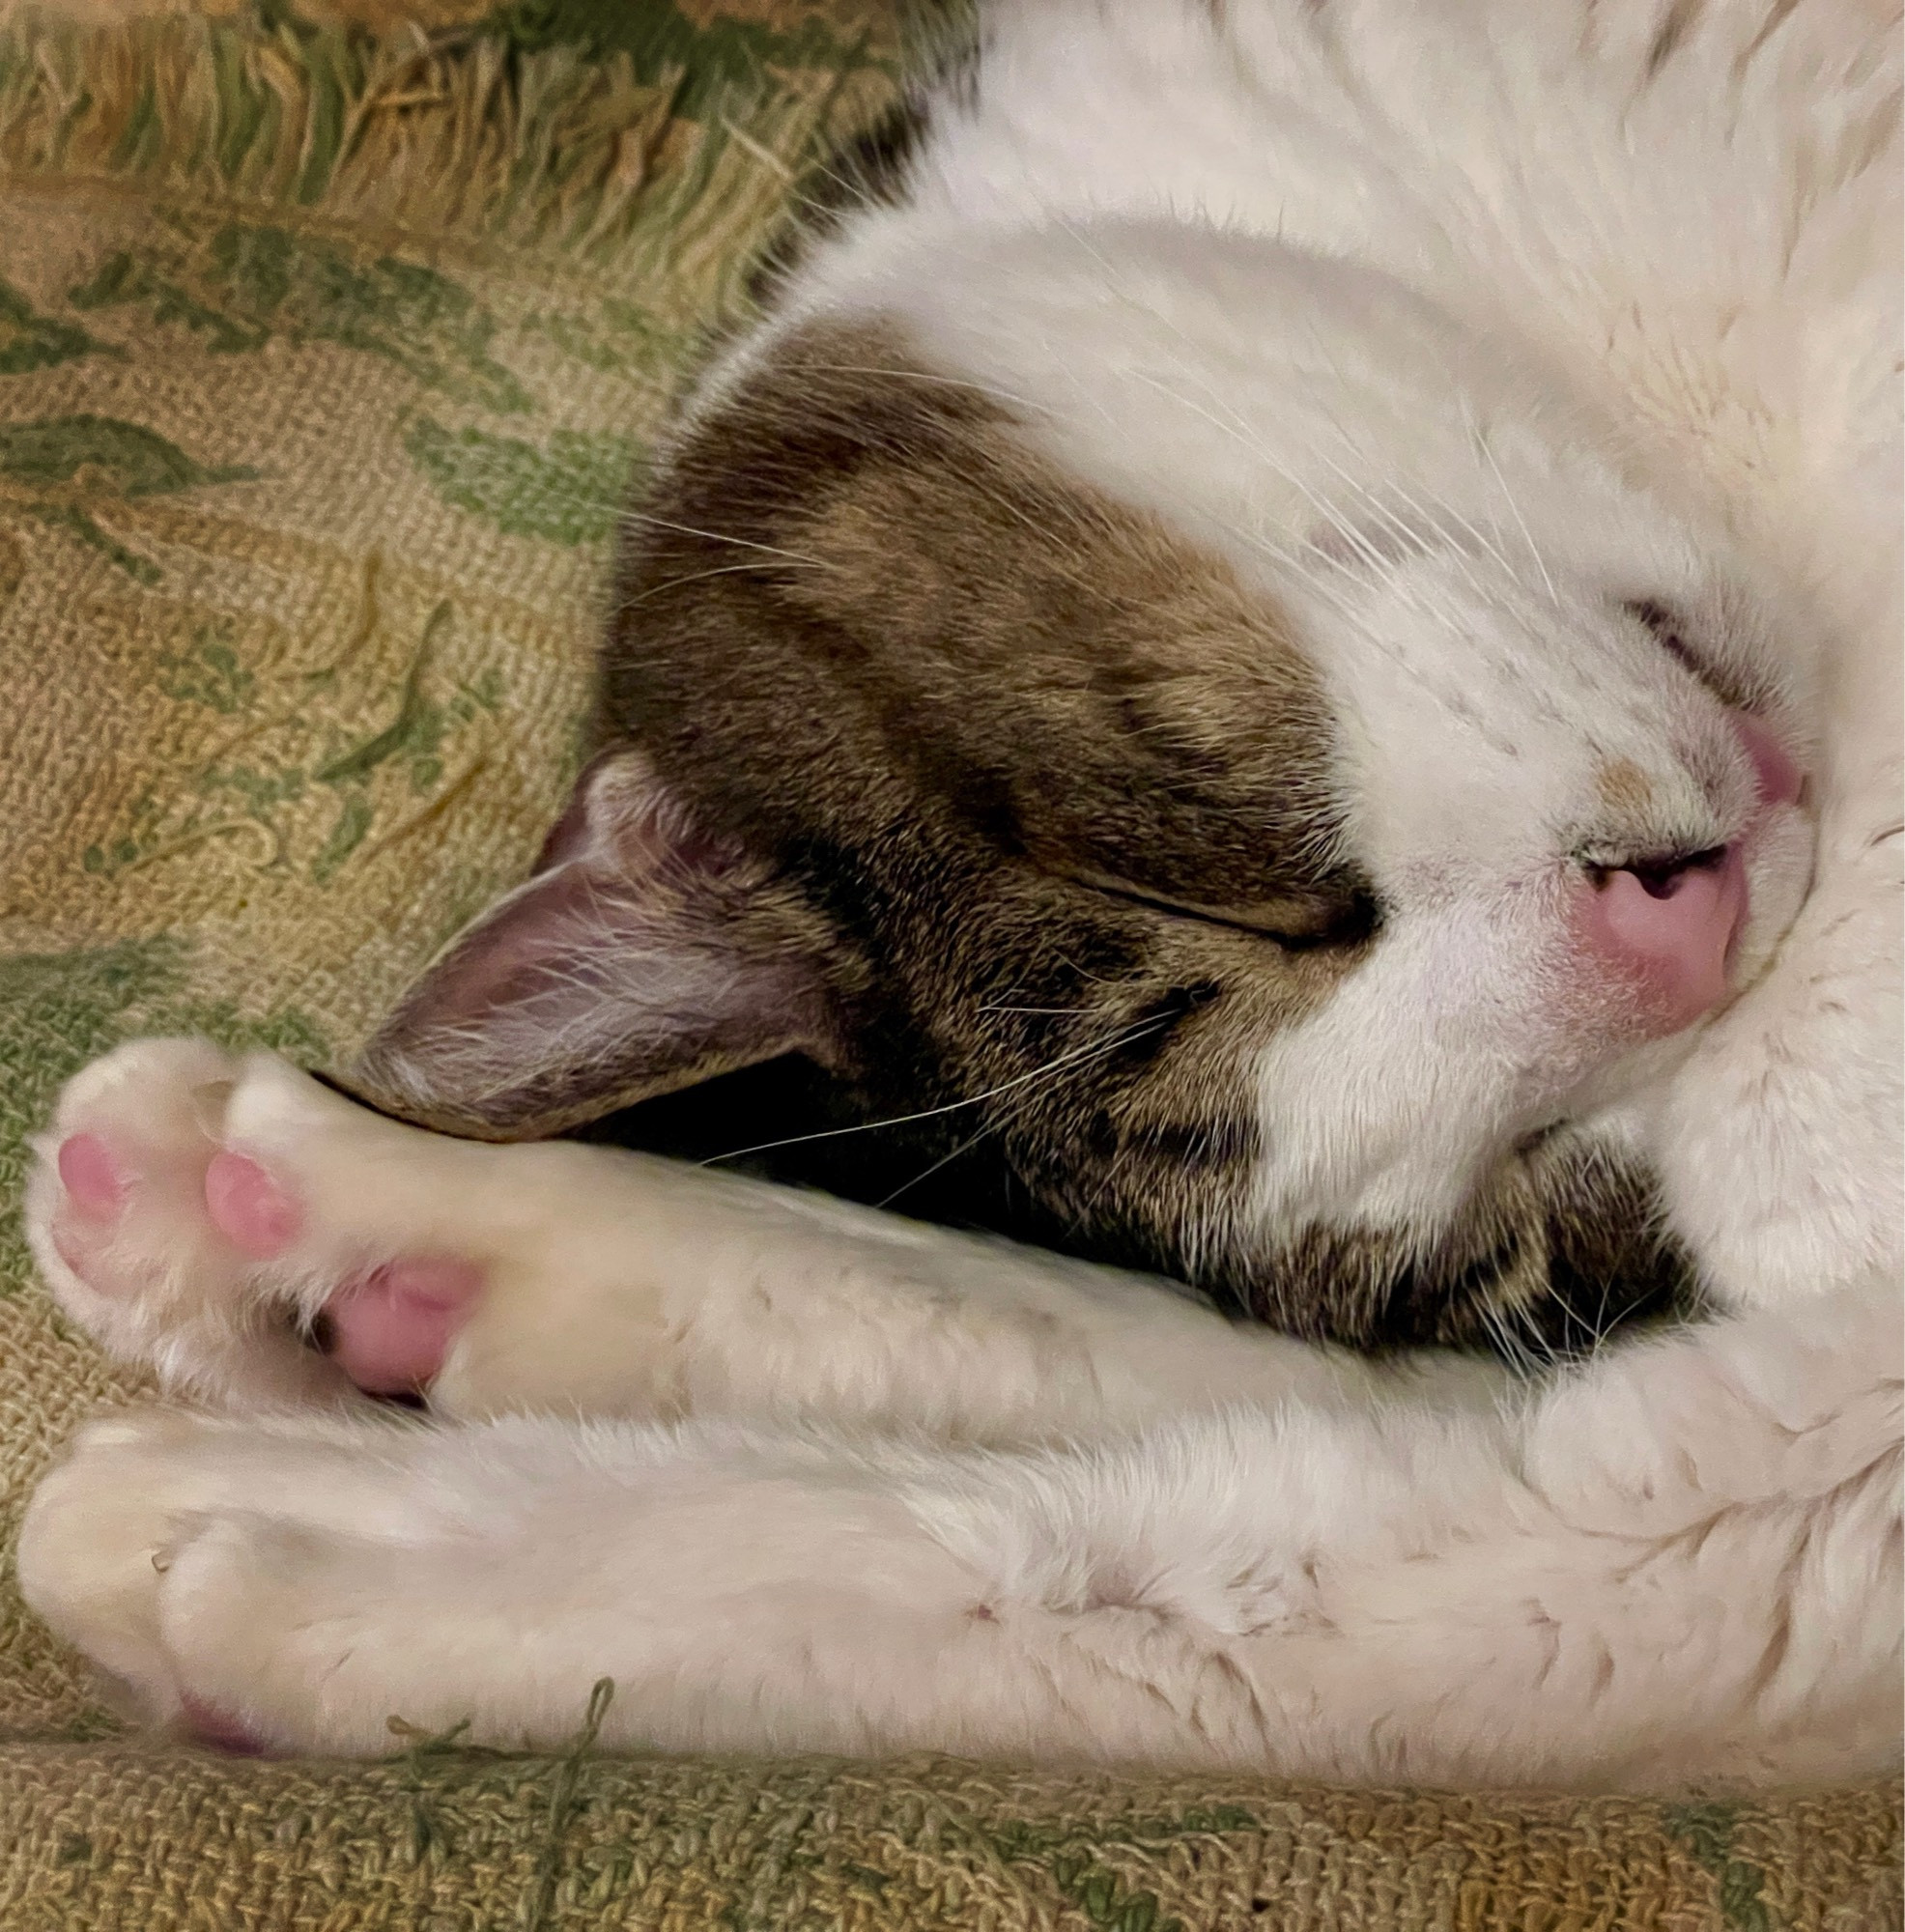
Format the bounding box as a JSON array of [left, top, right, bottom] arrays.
[[57, 1135, 126, 1220], [203, 1152, 301, 1260], [179, 1692, 270, 1757], [322, 1259, 484, 1396]]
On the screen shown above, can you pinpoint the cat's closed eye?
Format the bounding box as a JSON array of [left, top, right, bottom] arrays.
[[1624, 596, 1700, 668], [1059, 867, 1381, 952], [1623, 594, 1785, 721]]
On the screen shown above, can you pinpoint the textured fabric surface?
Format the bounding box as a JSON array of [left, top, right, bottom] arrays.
[[1, 1743, 1899, 1932], [0, 1, 1897, 1925]]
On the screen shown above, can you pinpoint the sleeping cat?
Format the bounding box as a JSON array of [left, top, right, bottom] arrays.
[[17, 0, 1901, 1790]]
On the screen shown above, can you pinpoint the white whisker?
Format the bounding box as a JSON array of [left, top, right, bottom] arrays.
[[698, 1011, 1179, 1167]]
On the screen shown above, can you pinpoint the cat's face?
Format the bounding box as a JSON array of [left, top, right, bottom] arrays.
[[356, 222, 1816, 1349]]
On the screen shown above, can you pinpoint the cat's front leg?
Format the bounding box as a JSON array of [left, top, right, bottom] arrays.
[[16, 1404, 1126, 1762], [34, 1041, 1420, 1435], [22, 1289, 1893, 1786], [15, 1405, 440, 1734], [21, 1400, 1394, 1768], [33, 1038, 768, 1419]]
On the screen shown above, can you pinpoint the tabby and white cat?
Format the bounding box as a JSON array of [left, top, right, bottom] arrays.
[[18, 0, 1901, 1790]]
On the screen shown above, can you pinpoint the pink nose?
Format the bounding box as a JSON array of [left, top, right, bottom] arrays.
[[1578, 843, 1748, 1034]]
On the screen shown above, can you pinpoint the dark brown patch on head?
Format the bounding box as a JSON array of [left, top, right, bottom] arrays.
[[611, 320, 1354, 918], [371, 312, 1697, 1355], [595, 317, 1377, 1289]]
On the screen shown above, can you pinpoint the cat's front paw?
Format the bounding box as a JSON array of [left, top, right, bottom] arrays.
[[29, 1039, 487, 1407], [1659, 862, 1902, 1306], [17, 1406, 441, 1753], [15, 1408, 203, 1730]]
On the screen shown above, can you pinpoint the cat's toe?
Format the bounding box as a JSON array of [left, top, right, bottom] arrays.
[[28, 1038, 252, 1333], [27, 1040, 372, 1405], [157, 1513, 429, 1757], [217, 1055, 490, 1398], [20, 1406, 430, 1751]]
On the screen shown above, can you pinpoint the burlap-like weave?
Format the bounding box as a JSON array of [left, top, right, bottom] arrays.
[[0, 1, 1896, 1924], [2, 1745, 1897, 1932]]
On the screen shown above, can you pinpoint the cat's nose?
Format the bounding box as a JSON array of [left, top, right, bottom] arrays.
[[1577, 841, 1748, 1034]]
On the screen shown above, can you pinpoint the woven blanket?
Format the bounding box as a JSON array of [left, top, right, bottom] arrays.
[[0, 1, 1896, 1924]]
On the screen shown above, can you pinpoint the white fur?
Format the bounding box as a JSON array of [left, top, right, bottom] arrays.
[[734, 42, 1880, 1267], [15, 1047, 1898, 1784], [17, 0, 1902, 1787]]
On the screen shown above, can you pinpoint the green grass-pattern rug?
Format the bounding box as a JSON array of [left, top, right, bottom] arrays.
[[0, 1, 1897, 1923]]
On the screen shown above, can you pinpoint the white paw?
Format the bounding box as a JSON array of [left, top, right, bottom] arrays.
[[1661, 858, 1903, 1306], [16, 1406, 266, 1733], [155, 1510, 449, 1757], [28, 1038, 488, 1407], [17, 1405, 446, 1754]]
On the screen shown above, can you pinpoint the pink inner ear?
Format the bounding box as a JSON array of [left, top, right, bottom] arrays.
[[534, 749, 752, 881], [402, 860, 610, 1031], [406, 744, 763, 1035], [352, 746, 830, 1130]]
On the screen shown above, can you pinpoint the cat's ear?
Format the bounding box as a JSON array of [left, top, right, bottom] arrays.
[[348, 750, 834, 1139]]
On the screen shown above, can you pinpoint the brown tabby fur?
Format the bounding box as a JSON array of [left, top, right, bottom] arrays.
[[360, 318, 1691, 1350]]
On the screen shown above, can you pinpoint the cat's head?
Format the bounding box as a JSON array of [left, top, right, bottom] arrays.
[[355, 221, 1816, 1349]]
